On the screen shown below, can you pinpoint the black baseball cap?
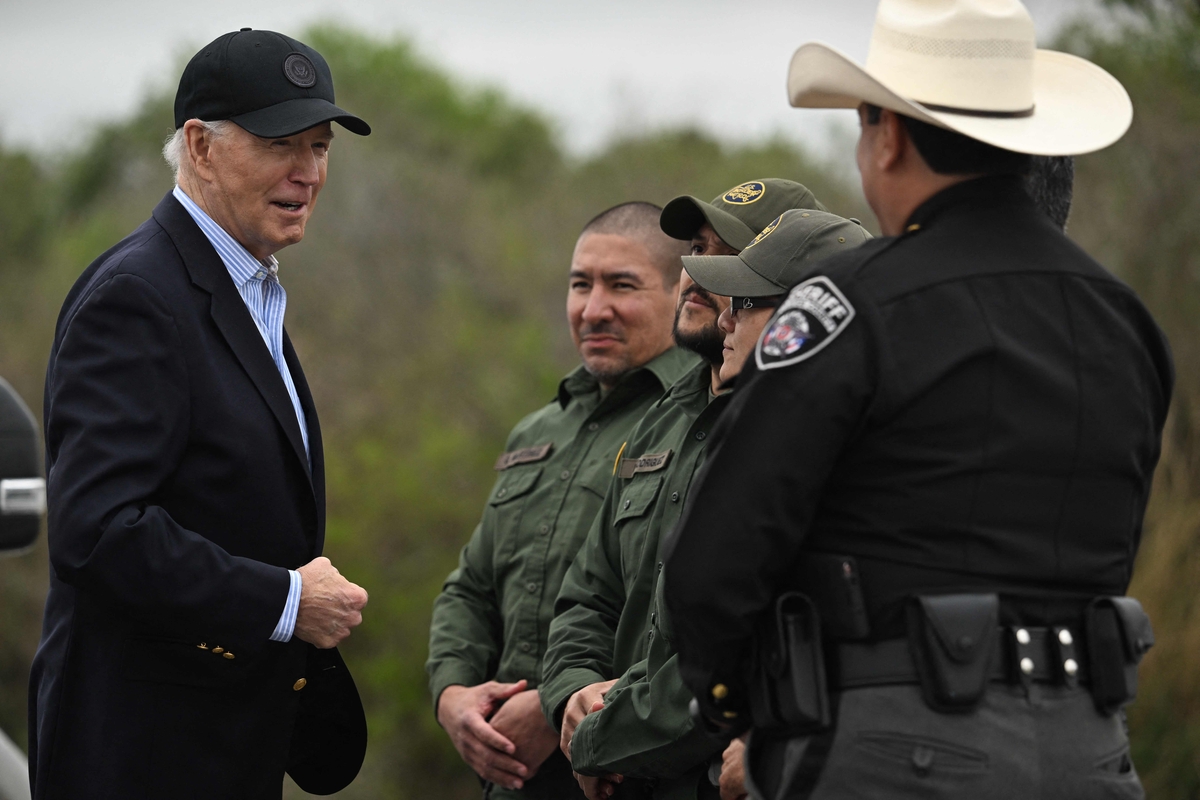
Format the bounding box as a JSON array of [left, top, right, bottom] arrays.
[[174, 29, 370, 137], [659, 179, 827, 250]]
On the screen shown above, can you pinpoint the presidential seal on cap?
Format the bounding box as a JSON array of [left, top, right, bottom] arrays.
[[681, 209, 870, 298], [174, 29, 371, 138], [659, 178, 827, 251]]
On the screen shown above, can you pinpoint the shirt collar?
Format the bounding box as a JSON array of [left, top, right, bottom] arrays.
[[172, 185, 279, 289], [555, 347, 700, 408], [903, 174, 1029, 234]]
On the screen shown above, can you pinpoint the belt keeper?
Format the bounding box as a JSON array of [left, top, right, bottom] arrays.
[[1052, 626, 1080, 689], [1010, 627, 1036, 688]]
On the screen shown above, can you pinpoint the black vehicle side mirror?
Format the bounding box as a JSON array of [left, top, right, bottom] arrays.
[[0, 376, 44, 554]]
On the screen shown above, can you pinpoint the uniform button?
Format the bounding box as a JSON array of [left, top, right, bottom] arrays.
[[497, 488, 508, 498], [1058, 629, 1074, 646], [539, 524, 550, 534], [1016, 628, 1031, 645], [197, 642, 209, 650], [521, 642, 532, 653], [527, 582, 538, 593], [560, 470, 571, 481], [695, 431, 706, 441], [588, 422, 600, 431], [212, 646, 225, 654], [670, 492, 679, 503], [223, 652, 235, 660], [293, 678, 307, 691], [712, 684, 729, 700], [657, 561, 663, 571], [623, 499, 631, 510]]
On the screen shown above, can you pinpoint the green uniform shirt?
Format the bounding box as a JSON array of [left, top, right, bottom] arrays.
[[427, 347, 697, 800], [541, 360, 732, 799]]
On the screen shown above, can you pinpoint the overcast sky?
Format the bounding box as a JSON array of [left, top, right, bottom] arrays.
[[0, 0, 1099, 157]]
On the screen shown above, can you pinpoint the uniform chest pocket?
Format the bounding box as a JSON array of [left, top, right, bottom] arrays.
[[614, 475, 663, 525], [488, 467, 542, 506], [487, 467, 542, 563]]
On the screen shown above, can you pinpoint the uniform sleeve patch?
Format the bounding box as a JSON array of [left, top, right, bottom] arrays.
[[494, 443, 553, 470], [755, 276, 855, 371]]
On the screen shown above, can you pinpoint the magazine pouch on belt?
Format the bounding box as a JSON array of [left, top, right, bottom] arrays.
[[745, 592, 831, 733], [906, 593, 999, 713], [1086, 596, 1154, 715]]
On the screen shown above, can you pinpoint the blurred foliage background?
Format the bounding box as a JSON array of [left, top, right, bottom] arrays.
[[1, 2, 1197, 797]]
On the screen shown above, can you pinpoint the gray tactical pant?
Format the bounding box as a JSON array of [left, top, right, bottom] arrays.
[[744, 684, 1142, 800]]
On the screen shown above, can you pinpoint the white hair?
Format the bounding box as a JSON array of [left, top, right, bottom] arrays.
[[162, 120, 235, 182]]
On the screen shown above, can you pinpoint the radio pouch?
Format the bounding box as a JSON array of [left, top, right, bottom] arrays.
[[744, 592, 831, 734], [1086, 596, 1154, 715], [906, 593, 999, 713]]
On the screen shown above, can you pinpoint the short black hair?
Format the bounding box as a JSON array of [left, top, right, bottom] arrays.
[[580, 201, 689, 287], [1023, 156, 1075, 230], [864, 103, 1032, 177]]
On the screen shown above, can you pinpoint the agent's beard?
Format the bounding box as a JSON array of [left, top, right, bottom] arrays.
[[673, 286, 724, 366]]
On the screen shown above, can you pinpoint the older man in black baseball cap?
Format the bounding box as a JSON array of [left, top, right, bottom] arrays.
[[30, 30, 370, 800]]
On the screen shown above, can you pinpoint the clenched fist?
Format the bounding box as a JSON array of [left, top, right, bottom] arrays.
[[294, 557, 368, 648]]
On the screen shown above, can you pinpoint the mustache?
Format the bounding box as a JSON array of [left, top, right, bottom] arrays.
[[579, 323, 625, 340], [678, 285, 718, 311]]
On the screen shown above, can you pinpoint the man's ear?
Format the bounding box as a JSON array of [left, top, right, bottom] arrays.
[[183, 120, 218, 183], [876, 109, 909, 174]]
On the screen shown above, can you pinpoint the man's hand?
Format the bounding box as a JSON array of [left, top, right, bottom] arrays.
[[719, 737, 749, 800], [437, 680, 530, 790], [489, 688, 559, 778], [294, 557, 369, 649], [575, 771, 623, 800], [561, 679, 617, 758]]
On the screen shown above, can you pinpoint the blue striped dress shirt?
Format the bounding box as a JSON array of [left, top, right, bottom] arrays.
[[173, 185, 303, 643]]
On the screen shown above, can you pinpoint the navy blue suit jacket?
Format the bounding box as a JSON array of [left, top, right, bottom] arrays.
[[29, 193, 365, 799]]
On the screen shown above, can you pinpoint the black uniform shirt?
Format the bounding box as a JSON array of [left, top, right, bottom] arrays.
[[662, 176, 1174, 699]]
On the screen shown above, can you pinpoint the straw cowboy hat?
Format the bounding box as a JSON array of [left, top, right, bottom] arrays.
[[787, 0, 1132, 156]]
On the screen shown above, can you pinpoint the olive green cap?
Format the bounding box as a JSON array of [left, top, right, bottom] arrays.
[[682, 209, 871, 297], [659, 179, 828, 250]]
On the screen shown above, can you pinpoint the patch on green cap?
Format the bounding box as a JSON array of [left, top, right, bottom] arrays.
[[744, 214, 784, 250], [721, 182, 767, 205]]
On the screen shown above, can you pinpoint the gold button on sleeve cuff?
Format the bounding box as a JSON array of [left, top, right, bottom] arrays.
[[711, 683, 728, 700], [293, 678, 308, 691], [223, 652, 235, 660]]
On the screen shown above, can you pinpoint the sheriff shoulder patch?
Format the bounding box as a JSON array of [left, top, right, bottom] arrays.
[[755, 276, 855, 371], [494, 443, 553, 471]]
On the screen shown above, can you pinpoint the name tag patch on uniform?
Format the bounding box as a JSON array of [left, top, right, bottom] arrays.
[[494, 443, 553, 471], [617, 450, 672, 479], [756, 276, 855, 371]]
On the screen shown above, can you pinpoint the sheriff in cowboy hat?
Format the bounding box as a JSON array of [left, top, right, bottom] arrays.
[[660, 2, 1173, 799]]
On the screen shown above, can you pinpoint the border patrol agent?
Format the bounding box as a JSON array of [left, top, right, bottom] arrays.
[[662, 1, 1174, 798], [541, 204, 868, 800], [428, 203, 697, 799]]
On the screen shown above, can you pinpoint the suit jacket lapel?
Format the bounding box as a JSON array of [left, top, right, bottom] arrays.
[[152, 193, 312, 483], [284, 330, 325, 554]]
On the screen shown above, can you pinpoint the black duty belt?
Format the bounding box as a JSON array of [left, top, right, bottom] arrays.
[[833, 625, 1087, 690]]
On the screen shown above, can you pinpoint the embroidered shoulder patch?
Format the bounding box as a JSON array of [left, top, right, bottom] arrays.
[[494, 443, 553, 471], [755, 276, 855, 371], [616, 450, 672, 479]]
